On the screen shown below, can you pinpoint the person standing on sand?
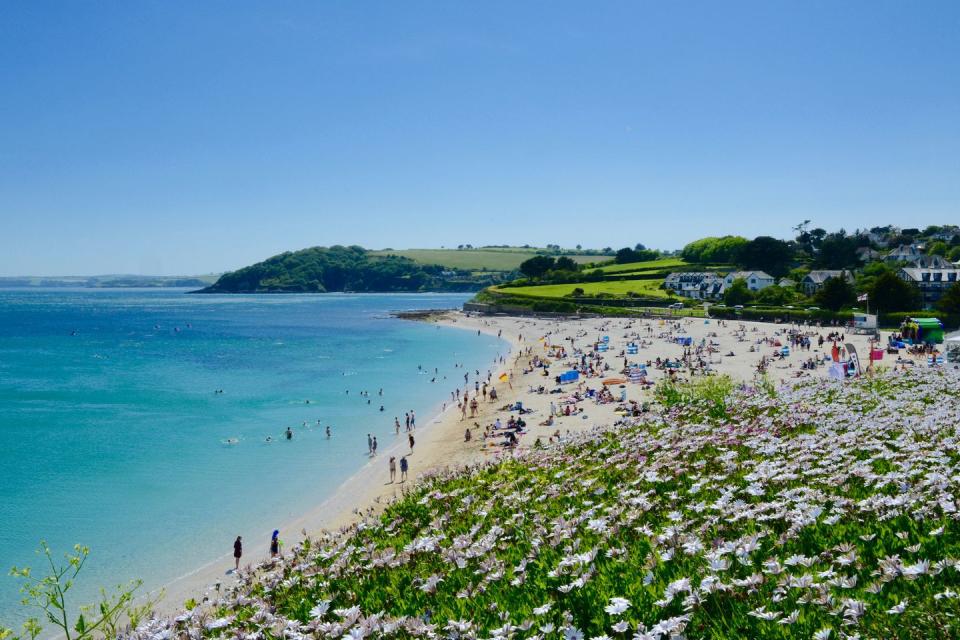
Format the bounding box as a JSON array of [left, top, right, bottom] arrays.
[[410, 410, 416, 429], [394, 417, 400, 434], [408, 432, 415, 452], [389, 456, 396, 482], [233, 536, 242, 571], [400, 456, 409, 482], [367, 433, 373, 455], [372, 436, 378, 455], [270, 530, 280, 558]]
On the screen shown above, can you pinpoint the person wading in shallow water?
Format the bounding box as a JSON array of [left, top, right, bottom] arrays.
[[233, 536, 242, 571]]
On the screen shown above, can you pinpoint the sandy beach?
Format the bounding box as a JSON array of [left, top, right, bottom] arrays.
[[154, 311, 890, 615]]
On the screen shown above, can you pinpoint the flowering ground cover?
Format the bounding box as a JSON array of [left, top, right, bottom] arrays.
[[134, 368, 960, 640]]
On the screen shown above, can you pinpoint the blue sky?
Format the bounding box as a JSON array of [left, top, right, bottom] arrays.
[[1, 1, 958, 276]]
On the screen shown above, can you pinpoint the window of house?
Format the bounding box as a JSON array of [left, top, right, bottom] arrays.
[[922, 273, 930, 282]]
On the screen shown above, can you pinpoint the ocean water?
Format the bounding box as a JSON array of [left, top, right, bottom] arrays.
[[0, 290, 505, 626]]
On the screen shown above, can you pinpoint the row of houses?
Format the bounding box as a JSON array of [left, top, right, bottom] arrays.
[[665, 264, 959, 309], [663, 271, 777, 300]]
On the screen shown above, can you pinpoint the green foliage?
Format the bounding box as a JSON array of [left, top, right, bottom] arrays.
[[681, 236, 748, 264], [614, 247, 659, 264], [519, 255, 557, 279], [937, 282, 960, 316], [753, 285, 796, 306], [856, 261, 896, 293], [736, 236, 795, 277], [4, 541, 158, 640], [813, 231, 860, 269], [814, 274, 856, 311], [867, 271, 922, 312], [204, 246, 460, 293], [927, 241, 949, 256], [722, 277, 754, 306], [554, 256, 579, 272]]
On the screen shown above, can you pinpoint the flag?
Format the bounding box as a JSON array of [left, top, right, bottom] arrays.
[[857, 293, 868, 302]]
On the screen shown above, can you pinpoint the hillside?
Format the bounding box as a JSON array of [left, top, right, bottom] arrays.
[[199, 246, 481, 293], [200, 246, 613, 294], [126, 369, 960, 640]]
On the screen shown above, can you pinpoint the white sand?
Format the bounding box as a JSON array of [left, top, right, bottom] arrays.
[[153, 311, 889, 615]]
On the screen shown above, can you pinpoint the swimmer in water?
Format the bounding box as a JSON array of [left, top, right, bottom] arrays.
[[325, 425, 331, 438], [285, 426, 293, 440]]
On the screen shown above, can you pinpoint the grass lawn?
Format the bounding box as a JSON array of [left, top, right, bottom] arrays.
[[499, 277, 676, 299], [369, 249, 608, 272], [590, 257, 688, 274]]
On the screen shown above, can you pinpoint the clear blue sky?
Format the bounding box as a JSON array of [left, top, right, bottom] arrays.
[[1, 1, 958, 276]]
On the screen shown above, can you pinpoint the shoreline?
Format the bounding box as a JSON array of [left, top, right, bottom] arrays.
[[152, 311, 519, 616], [151, 310, 889, 619]]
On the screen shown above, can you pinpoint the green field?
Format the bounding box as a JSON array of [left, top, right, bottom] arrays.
[[498, 277, 675, 299], [369, 248, 609, 272], [589, 256, 688, 274]]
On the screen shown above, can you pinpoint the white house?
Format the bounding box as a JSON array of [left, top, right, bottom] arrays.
[[664, 272, 724, 300], [723, 271, 774, 292], [801, 270, 854, 296]]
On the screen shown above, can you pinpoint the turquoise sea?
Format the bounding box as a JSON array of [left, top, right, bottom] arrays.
[[0, 290, 504, 626]]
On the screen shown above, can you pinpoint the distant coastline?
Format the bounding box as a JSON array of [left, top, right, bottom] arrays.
[[0, 275, 218, 289]]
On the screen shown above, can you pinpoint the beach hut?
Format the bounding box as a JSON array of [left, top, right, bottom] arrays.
[[559, 370, 579, 384]]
